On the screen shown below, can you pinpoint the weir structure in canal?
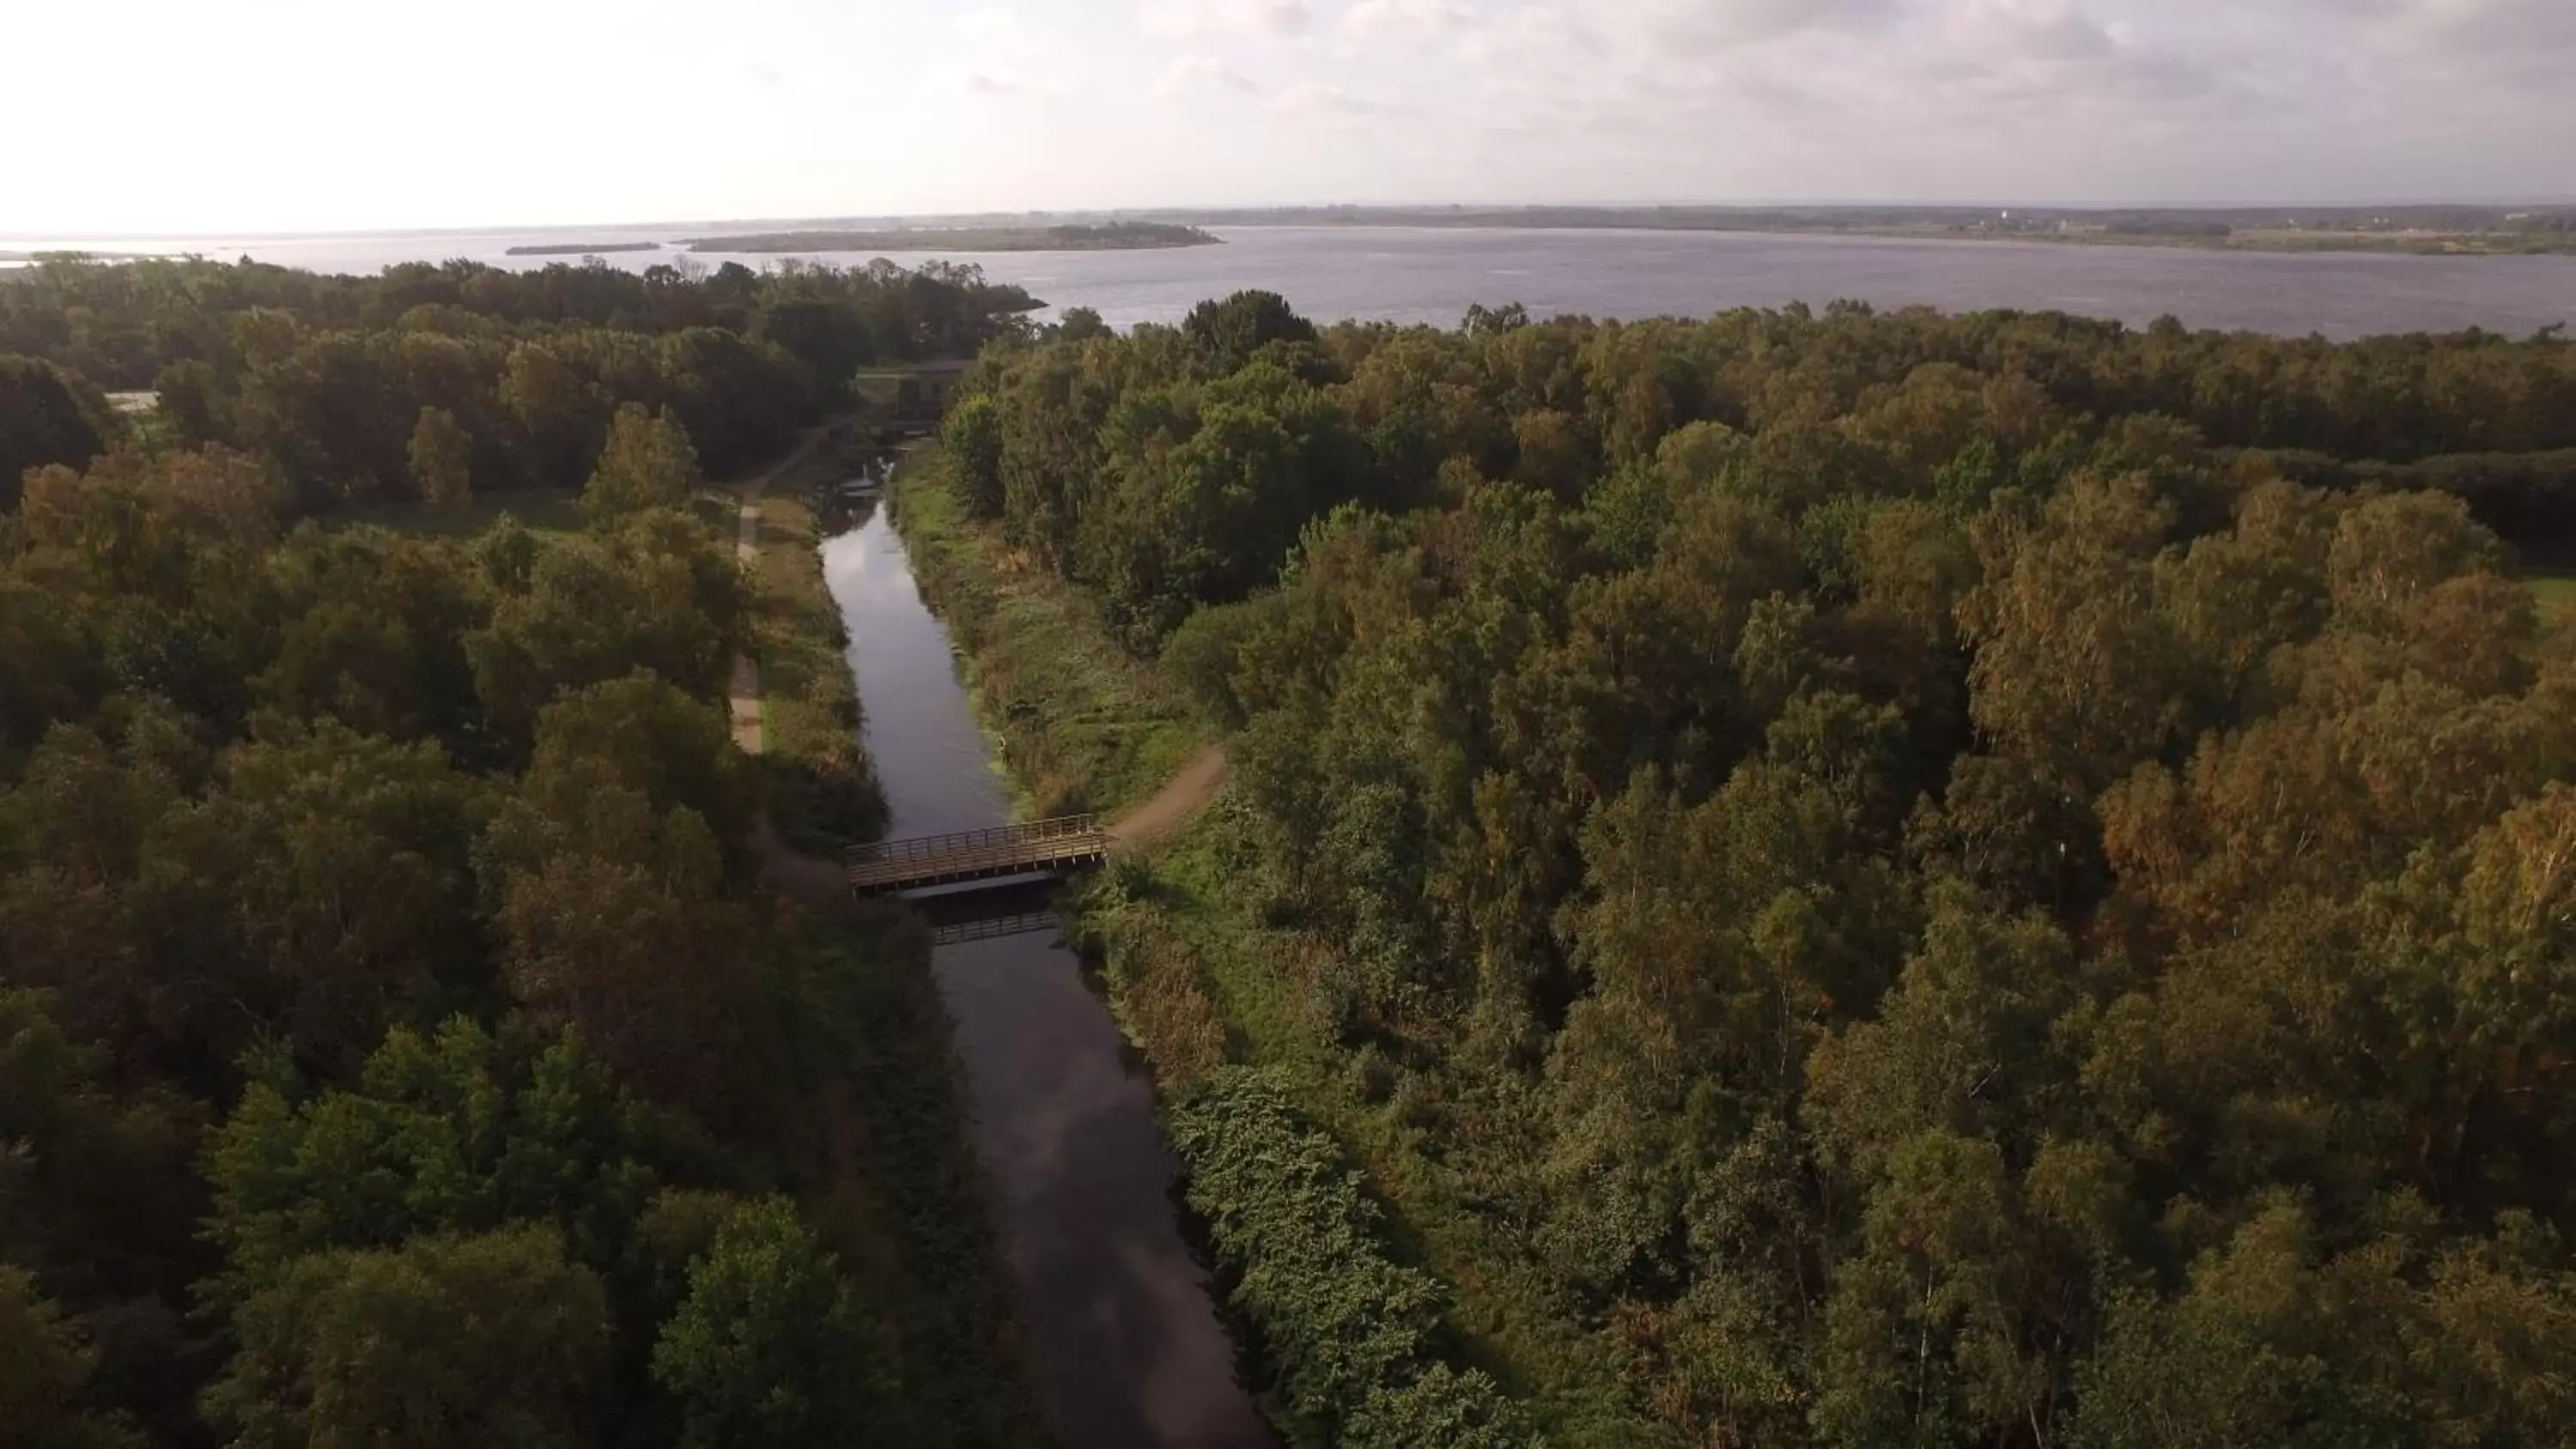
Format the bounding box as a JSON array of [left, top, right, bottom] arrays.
[[846, 814, 1112, 895]]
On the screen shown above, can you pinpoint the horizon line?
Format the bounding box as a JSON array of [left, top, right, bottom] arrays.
[[8, 197, 2576, 246]]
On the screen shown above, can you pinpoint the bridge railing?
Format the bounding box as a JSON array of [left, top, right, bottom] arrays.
[[845, 815, 1103, 872], [930, 911, 1062, 947]]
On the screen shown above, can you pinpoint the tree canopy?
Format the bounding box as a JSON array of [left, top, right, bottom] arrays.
[[0, 285, 1035, 1441], [1, 254, 1039, 516], [961, 289, 2576, 1447]]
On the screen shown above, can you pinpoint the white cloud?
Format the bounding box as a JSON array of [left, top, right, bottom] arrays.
[[958, 8, 1046, 55], [1340, 0, 1480, 41], [1654, 0, 1905, 45], [2367, 0, 2576, 74], [1273, 82, 1414, 124], [938, 66, 1067, 98], [1160, 52, 1261, 97], [9, 0, 2576, 234], [1139, 0, 1309, 41], [942, 8, 1073, 99]]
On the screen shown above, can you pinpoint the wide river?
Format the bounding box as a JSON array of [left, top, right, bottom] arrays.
[[9, 223, 2576, 340], [822, 499, 1273, 1449]]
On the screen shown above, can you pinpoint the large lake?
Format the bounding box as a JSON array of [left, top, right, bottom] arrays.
[[9, 224, 2574, 340]]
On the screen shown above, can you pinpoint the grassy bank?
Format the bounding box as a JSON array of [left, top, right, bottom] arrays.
[[775, 914, 1056, 1446], [2531, 569, 2576, 621], [754, 431, 1052, 1442], [326, 488, 588, 537], [744, 427, 889, 854], [887, 443, 1202, 818], [1090, 833, 1661, 1447], [886, 449, 1655, 1446]]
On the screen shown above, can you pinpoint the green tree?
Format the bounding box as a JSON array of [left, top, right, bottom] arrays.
[[0, 355, 107, 512], [204, 1227, 611, 1448], [151, 360, 225, 450], [651, 1198, 902, 1447], [584, 403, 702, 520], [465, 529, 744, 749], [1182, 290, 1317, 373], [1055, 306, 1112, 343], [940, 395, 1005, 518], [0, 1267, 144, 1449], [131, 721, 489, 1076], [200, 1016, 685, 1295], [407, 404, 473, 508], [499, 342, 605, 488]]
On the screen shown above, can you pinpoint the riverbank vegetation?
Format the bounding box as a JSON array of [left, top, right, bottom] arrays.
[[749, 426, 888, 854], [922, 290, 2576, 1447], [900, 441, 1640, 1444], [2531, 569, 2576, 621], [0, 278, 1049, 1436], [891, 447, 1202, 818]]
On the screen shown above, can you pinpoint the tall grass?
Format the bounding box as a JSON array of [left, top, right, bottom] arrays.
[[1115, 828, 1665, 1447], [887, 445, 1203, 818], [745, 470, 886, 854], [773, 917, 1056, 1446], [2530, 570, 2576, 622]]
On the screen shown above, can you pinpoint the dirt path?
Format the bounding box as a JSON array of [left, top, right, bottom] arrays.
[[722, 421, 868, 910], [726, 486, 765, 755], [723, 420, 844, 756], [1106, 745, 1228, 851]]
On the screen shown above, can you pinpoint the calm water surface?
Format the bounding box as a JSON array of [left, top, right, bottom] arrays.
[[821, 502, 1272, 1449], [9, 225, 2573, 340]]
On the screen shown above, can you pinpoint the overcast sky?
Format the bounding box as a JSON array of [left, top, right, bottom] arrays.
[[9, 0, 2573, 234]]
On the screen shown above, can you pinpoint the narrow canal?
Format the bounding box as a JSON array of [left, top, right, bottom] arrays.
[[820, 497, 1273, 1449]]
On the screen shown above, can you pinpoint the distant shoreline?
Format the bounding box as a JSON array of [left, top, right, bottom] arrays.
[[1130, 205, 2576, 258], [684, 222, 1222, 255], [503, 241, 661, 256]]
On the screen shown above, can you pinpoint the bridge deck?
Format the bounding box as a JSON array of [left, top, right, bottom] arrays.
[[848, 815, 1111, 895]]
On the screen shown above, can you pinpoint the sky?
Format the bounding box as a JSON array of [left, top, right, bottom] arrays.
[[9, 0, 2574, 234]]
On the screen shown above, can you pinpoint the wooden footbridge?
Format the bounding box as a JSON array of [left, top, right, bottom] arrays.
[[847, 815, 1111, 896]]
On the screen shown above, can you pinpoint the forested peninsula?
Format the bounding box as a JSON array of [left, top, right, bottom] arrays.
[[908, 292, 2576, 1446], [686, 222, 1219, 254], [505, 241, 662, 256], [0, 253, 1054, 1444]]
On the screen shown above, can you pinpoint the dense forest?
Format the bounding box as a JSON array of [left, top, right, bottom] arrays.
[[941, 292, 2576, 1446], [0, 258, 1048, 1443], [0, 252, 1038, 512]]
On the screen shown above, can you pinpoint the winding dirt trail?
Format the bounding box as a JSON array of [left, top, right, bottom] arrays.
[[1105, 744, 1228, 852]]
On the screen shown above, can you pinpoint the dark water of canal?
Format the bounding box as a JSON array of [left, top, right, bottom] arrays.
[[820, 501, 1273, 1449]]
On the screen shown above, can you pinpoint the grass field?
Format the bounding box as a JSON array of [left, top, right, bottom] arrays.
[[329, 489, 587, 537], [2530, 571, 2576, 621]]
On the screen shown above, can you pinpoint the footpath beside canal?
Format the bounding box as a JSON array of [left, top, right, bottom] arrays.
[[817, 473, 1272, 1447], [878, 443, 1593, 1447]]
